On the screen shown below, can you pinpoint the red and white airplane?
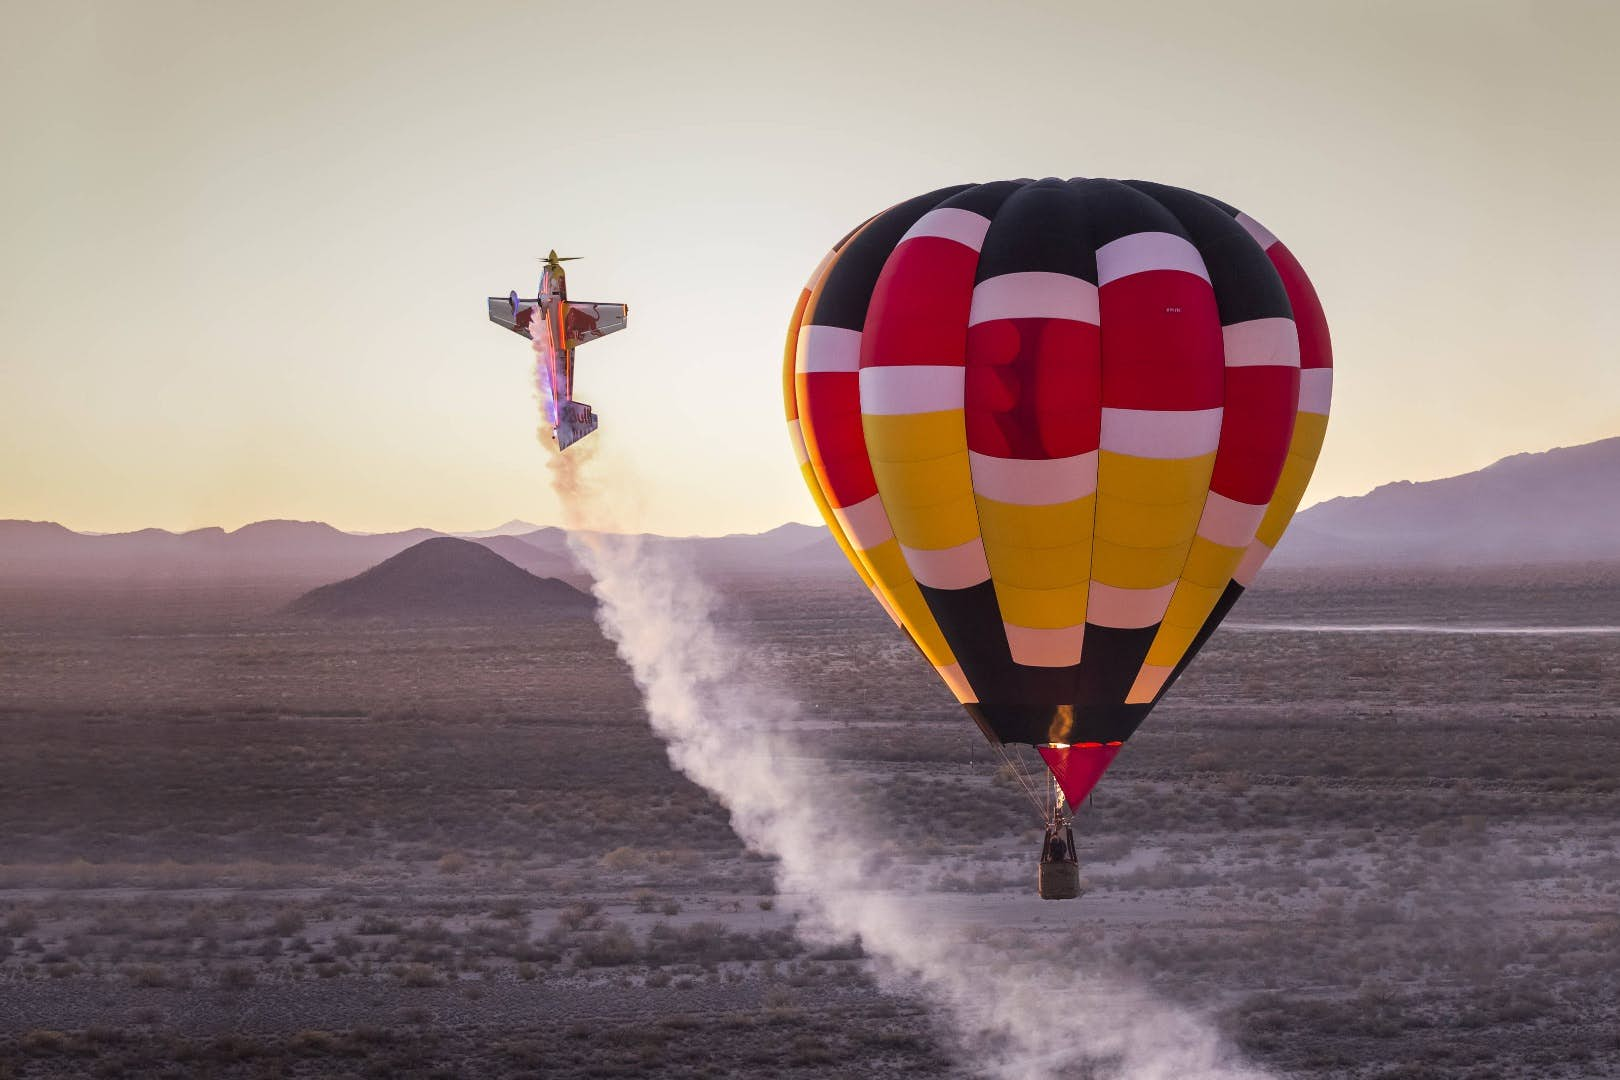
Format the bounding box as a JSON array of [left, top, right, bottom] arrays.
[[488, 251, 628, 451]]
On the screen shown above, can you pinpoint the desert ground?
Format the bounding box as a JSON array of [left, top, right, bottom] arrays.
[[1, 569, 1617, 1078]]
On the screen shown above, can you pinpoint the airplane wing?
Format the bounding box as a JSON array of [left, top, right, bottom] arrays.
[[488, 296, 535, 337], [565, 302, 628, 345]]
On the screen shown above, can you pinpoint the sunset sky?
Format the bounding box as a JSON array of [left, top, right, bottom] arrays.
[[4, 0, 1616, 537]]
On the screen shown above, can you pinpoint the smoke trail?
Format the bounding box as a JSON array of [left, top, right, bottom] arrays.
[[543, 445, 1266, 1080]]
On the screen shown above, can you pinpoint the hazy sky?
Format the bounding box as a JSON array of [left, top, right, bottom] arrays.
[[3, 0, 1616, 536]]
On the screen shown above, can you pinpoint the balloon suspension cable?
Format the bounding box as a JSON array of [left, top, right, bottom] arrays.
[[990, 740, 1049, 823]]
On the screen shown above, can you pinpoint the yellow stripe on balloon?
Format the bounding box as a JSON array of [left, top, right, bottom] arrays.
[[975, 493, 1095, 636], [876, 493, 982, 552], [1143, 581, 1226, 668], [1256, 411, 1328, 548], [862, 409, 966, 463], [992, 581, 1092, 629], [869, 449, 974, 508], [863, 538, 956, 667], [1179, 535, 1245, 588], [796, 458, 873, 588], [1096, 451, 1217, 504], [865, 410, 981, 552], [982, 541, 1092, 590], [1094, 492, 1209, 549], [975, 496, 1096, 551], [1090, 538, 1198, 590]]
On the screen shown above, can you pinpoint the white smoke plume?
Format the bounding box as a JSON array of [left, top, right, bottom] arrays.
[[542, 445, 1267, 1080]]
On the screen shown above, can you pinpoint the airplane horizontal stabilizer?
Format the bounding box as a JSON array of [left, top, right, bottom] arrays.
[[554, 401, 599, 452]]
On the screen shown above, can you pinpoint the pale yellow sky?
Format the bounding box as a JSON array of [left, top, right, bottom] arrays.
[[3, 0, 1616, 536]]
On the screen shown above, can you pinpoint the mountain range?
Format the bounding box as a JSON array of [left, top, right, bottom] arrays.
[[0, 516, 840, 585], [1267, 436, 1619, 569], [2, 436, 1615, 584]]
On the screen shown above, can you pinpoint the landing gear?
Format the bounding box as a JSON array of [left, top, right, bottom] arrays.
[[1037, 772, 1083, 900]]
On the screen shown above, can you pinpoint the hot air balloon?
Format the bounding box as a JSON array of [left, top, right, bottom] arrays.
[[783, 178, 1331, 898]]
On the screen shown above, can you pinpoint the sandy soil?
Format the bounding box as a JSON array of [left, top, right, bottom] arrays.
[[1, 573, 1616, 1078]]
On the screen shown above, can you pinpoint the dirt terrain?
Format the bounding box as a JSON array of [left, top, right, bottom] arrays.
[[1, 572, 1616, 1078]]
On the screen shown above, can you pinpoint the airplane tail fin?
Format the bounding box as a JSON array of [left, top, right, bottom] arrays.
[[554, 401, 599, 452]]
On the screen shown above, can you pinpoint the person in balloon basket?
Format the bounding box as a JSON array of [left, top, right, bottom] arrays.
[[1043, 825, 1077, 866]]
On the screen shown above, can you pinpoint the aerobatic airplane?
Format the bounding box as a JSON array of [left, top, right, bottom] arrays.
[[488, 250, 628, 451]]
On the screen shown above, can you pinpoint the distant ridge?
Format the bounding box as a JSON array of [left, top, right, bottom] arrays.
[[0, 518, 580, 585], [1272, 436, 1620, 568], [0, 518, 447, 584], [454, 520, 546, 538], [0, 517, 837, 584], [287, 538, 592, 619], [6, 435, 1614, 584]]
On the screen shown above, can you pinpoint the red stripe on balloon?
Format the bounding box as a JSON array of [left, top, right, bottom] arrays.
[[1097, 272, 1224, 411], [862, 238, 978, 369], [965, 318, 1101, 459], [1266, 243, 1332, 371], [1207, 366, 1299, 504], [799, 371, 878, 506]]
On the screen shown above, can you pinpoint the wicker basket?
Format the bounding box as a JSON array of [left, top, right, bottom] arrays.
[[1037, 860, 1082, 900]]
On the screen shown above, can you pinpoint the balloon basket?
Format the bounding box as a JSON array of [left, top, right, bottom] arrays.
[[1038, 860, 1082, 900]]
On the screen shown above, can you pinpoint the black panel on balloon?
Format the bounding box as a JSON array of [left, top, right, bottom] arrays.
[[809, 184, 972, 332], [975, 179, 1097, 285], [1067, 178, 1192, 248], [1074, 624, 1157, 705], [937, 179, 1024, 221], [1125, 181, 1292, 326]]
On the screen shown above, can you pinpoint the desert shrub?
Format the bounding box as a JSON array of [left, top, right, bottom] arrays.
[[646, 922, 798, 965], [355, 915, 402, 936], [487, 898, 526, 920], [291, 1030, 342, 1055], [556, 902, 601, 932], [601, 846, 641, 871], [19, 1030, 69, 1053], [395, 964, 442, 987], [3, 910, 39, 936], [509, 936, 562, 963], [267, 908, 305, 936], [401, 920, 454, 945], [574, 925, 638, 967]]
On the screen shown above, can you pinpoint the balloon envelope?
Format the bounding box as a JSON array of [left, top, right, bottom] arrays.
[[784, 178, 1331, 807]]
